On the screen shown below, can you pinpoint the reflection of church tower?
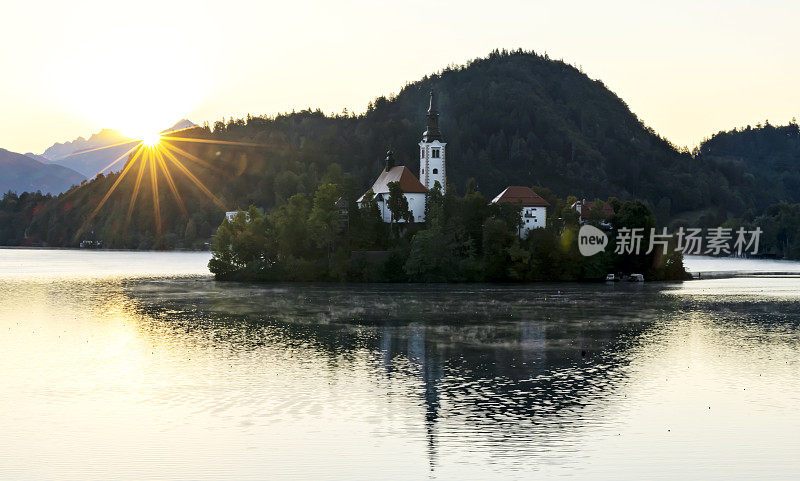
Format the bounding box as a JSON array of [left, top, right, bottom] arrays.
[[406, 324, 443, 474], [377, 322, 443, 473], [419, 90, 447, 192]]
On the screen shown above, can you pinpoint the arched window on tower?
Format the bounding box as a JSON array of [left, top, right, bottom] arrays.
[[432, 168, 438, 174], [432, 148, 440, 158]]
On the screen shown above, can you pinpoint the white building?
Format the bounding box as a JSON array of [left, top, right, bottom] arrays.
[[491, 186, 550, 237], [225, 210, 250, 222], [419, 90, 446, 192], [357, 151, 427, 223]]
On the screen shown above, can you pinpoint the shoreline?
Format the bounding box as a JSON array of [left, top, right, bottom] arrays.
[[0, 246, 210, 253], [4, 248, 800, 282], [690, 271, 800, 280]]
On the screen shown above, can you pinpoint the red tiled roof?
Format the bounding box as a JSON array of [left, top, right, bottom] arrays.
[[577, 200, 615, 220], [358, 166, 426, 202], [491, 186, 550, 207]]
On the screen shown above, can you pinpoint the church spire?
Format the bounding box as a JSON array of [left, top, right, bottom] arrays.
[[422, 90, 442, 142]]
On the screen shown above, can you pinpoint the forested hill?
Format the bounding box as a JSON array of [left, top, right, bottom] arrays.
[[697, 121, 800, 208], [209, 49, 747, 219], [0, 50, 783, 248]]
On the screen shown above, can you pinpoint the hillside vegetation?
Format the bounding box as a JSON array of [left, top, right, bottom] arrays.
[[0, 50, 797, 255]]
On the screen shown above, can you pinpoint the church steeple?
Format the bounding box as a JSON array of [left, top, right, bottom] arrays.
[[419, 89, 447, 192], [422, 90, 442, 142]]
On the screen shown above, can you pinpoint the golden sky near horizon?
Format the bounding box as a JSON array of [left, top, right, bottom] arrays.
[[1, 0, 798, 154]]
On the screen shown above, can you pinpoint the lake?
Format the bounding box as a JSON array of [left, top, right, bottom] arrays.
[[1, 249, 799, 480]]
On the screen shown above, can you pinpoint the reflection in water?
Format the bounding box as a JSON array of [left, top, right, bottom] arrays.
[[123, 281, 655, 476], [1, 273, 800, 480]]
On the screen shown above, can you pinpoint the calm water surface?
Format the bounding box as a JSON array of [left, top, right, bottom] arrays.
[[1, 249, 799, 480]]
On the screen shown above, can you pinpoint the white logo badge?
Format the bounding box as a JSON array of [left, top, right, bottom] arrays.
[[578, 224, 608, 257]]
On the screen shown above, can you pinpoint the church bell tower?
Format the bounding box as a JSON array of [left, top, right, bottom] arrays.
[[419, 90, 446, 192]]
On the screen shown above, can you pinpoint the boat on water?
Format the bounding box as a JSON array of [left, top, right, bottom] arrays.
[[79, 240, 103, 249], [609, 273, 645, 282]]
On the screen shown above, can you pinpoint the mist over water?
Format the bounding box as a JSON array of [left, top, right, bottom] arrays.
[[1, 250, 799, 479]]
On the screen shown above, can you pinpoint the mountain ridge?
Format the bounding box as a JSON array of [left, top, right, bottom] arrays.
[[42, 128, 133, 161], [0, 148, 85, 195]]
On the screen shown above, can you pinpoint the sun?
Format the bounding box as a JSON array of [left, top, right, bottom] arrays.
[[141, 132, 162, 147]]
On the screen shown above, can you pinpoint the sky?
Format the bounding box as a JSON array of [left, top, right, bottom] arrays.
[[1, 0, 798, 154]]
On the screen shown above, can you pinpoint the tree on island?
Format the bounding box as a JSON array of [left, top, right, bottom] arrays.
[[387, 181, 412, 236], [354, 189, 385, 250], [307, 183, 341, 262]]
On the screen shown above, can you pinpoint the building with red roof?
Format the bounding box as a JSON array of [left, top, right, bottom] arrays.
[[572, 199, 615, 225], [491, 186, 550, 237]]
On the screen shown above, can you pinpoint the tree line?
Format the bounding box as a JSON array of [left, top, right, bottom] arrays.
[[209, 171, 688, 282]]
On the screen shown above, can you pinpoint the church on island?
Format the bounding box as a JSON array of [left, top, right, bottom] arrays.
[[356, 151, 427, 223], [357, 90, 549, 236]]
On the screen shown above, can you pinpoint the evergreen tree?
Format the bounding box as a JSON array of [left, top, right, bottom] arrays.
[[387, 181, 411, 235]]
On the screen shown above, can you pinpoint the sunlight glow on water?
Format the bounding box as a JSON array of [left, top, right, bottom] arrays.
[[1, 250, 799, 479], [0, 248, 211, 280], [684, 255, 800, 274]]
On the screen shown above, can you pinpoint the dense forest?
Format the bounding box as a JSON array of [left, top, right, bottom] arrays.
[[1, 49, 798, 258], [698, 120, 800, 206], [696, 121, 800, 258]]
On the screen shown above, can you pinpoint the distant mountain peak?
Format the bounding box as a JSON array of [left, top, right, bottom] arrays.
[[162, 119, 197, 133], [42, 129, 133, 161], [88, 129, 126, 142]]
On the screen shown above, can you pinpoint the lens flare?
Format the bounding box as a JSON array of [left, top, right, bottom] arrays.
[[73, 128, 265, 247]]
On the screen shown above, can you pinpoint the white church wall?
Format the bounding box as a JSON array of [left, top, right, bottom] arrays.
[[406, 193, 427, 222], [374, 193, 427, 223]]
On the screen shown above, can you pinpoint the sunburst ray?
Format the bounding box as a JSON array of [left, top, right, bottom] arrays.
[[126, 148, 149, 226], [160, 140, 223, 174], [75, 146, 145, 239], [154, 146, 188, 218], [66, 139, 141, 157], [94, 143, 142, 177], [161, 125, 201, 136], [159, 146, 226, 210], [160, 136, 264, 147], [148, 148, 162, 240]]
